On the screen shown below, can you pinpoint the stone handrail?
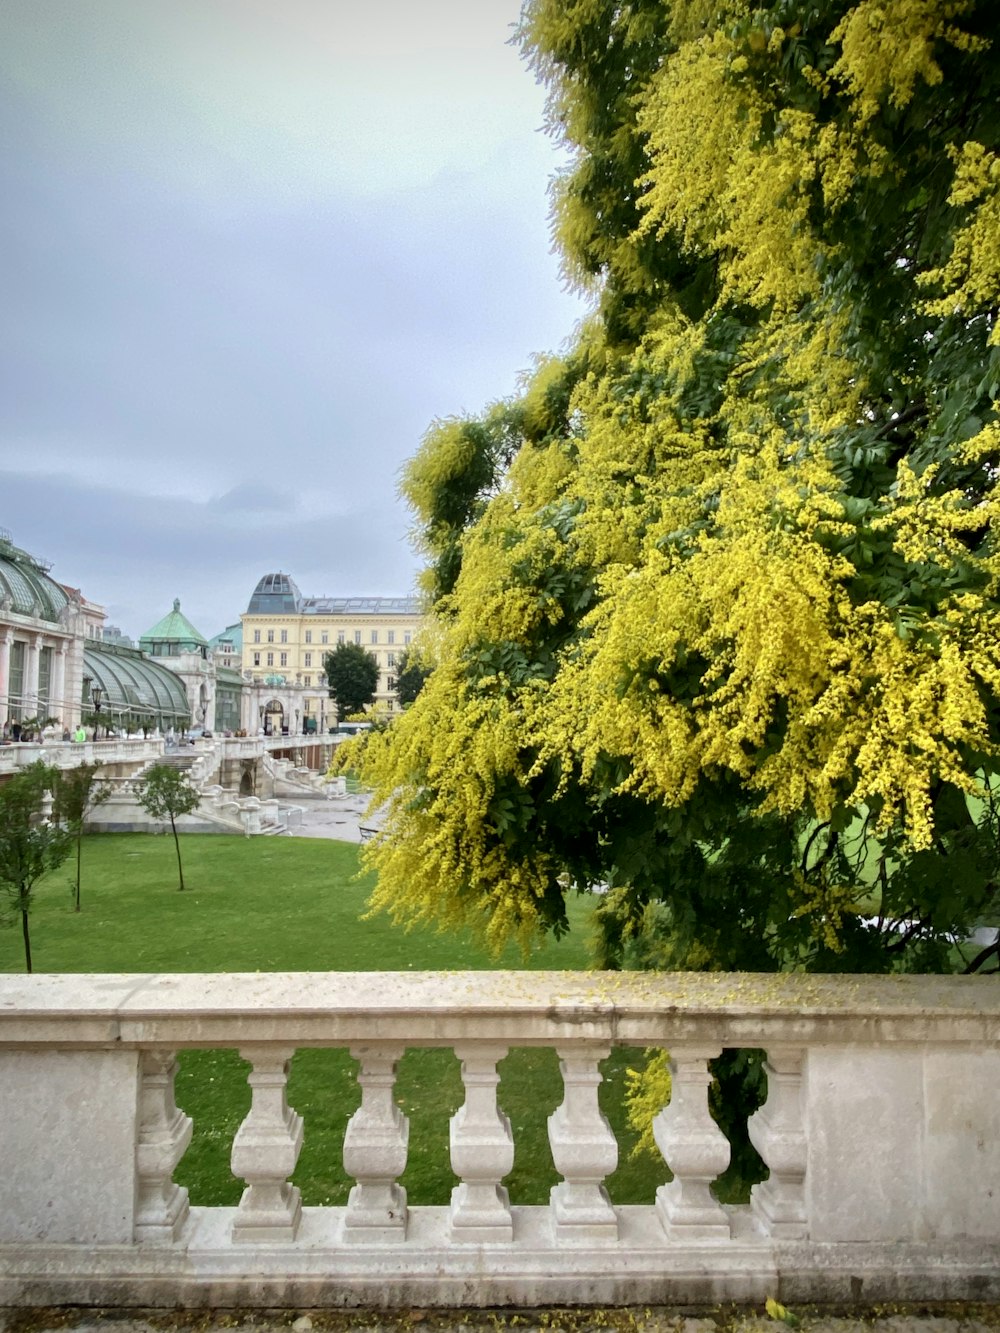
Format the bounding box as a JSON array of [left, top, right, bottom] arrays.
[[1, 971, 998, 1309]]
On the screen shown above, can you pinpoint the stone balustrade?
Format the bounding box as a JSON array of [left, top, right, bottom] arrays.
[[1, 971, 998, 1309], [0, 735, 163, 774]]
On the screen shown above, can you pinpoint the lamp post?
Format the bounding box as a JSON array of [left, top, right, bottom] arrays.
[[91, 685, 103, 742]]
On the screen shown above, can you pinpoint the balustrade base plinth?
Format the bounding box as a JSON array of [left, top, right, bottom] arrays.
[[5, 1205, 997, 1310], [231, 1185, 302, 1243], [550, 1182, 619, 1242], [449, 1183, 514, 1243], [135, 1186, 190, 1245]]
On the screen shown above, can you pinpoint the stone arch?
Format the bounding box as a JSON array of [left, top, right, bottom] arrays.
[[261, 697, 284, 735]]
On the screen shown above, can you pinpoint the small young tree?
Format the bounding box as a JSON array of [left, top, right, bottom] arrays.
[[394, 648, 431, 707], [55, 762, 112, 910], [0, 762, 71, 972], [136, 764, 201, 890], [324, 641, 380, 719]]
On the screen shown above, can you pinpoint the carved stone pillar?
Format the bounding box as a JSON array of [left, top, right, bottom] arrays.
[[343, 1044, 409, 1239], [0, 628, 11, 720], [653, 1046, 731, 1239], [51, 643, 67, 727], [240, 797, 262, 836], [548, 1043, 618, 1240], [449, 1042, 514, 1241], [748, 1047, 807, 1238], [231, 1046, 303, 1241], [135, 1050, 193, 1242], [23, 632, 40, 717]]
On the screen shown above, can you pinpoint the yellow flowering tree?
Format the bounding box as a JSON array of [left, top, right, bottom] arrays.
[[358, 0, 1000, 983]]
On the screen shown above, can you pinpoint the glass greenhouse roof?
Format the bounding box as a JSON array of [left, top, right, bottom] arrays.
[[0, 531, 69, 623], [83, 643, 191, 726]]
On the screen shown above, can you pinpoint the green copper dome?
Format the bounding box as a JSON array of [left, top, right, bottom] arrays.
[[139, 598, 208, 655]]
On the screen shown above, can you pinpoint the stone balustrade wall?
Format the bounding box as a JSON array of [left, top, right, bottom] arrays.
[[0, 971, 998, 1309], [0, 736, 163, 776]]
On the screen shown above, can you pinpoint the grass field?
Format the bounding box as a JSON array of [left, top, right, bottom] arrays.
[[2, 832, 671, 1207]]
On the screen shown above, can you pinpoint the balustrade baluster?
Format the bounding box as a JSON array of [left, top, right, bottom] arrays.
[[653, 1046, 731, 1240], [748, 1047, 807, 1238], [231, 1045, 303, 1242], [547, 1043, 618, 1240], [343, 1043, 409, 1239], [449, 1042, 514, 1241], [135, 1050, 192, 1243]]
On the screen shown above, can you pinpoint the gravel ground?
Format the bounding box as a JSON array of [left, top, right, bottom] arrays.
[[3, 1308, 1000, 1333]]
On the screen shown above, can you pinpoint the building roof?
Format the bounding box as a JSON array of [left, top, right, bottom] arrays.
[[83, 642, 191, 727], [139, 598, 208, 650], [245, 574, 421, 619], [209, 622, 243, 652], [246, 573, 302, 615], [301, 595, 422, 616], [0, 529, 69, 623]]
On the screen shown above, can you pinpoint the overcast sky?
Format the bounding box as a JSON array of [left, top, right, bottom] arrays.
[[0, 0, 588, 641]]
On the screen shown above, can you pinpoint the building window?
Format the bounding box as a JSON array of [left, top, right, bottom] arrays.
[[305, 630, 312, 644], [387, 676, 397, 693], [337, 631, 345, 644], [354, 630, 362, 644], [304, 652, 312, 667], [280, 629, 288, 644], [388, 630, 395, 645], [253, 630, 261, 644], [267, 652, 274, 666], [280, 652, 288, 667], [253, 652, 261, 666], [387, 652, 396, 667], [404, 632, 411, 645], [321, 631, 328, 644], [304, 675, 311, 686], [371, 630, 378, 644], [267, 630, 274, 643]]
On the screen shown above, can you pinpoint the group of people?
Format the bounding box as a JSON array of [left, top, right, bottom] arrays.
[[1, 720, 88, 743]]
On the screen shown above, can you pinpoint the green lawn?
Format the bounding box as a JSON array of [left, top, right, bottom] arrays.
[[2, 833, 669, 1207]]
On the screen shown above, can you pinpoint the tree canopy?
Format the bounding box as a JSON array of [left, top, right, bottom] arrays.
[[357, 0, 1000, 974], [394, 648, 432, 708], [324, 641, 380, 719], [136, 764, 201, 891]]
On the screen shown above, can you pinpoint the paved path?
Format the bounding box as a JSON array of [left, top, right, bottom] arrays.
[[287, 792, 372, 843]]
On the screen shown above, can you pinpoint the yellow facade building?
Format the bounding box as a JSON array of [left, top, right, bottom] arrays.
[[240, 572, 422, 734]]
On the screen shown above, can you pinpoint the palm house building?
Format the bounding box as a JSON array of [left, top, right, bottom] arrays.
[[0, 528, 192, 737]]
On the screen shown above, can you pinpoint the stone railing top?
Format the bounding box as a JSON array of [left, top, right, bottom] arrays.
[[0, 970, 997, 1048]]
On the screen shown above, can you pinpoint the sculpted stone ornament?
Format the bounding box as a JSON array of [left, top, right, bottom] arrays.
[[653, 1046, 731, 1240], [231, 1045, 303, 1242], [547, 1043, 618, 1240], [343, 1043, 409, 1239], [449, 1042, 514, 1241]]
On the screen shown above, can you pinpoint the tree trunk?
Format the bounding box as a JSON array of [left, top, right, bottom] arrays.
[[170, 813, 185, 890], [75, 829, 82, 911], [21, 906, 32, 973]]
